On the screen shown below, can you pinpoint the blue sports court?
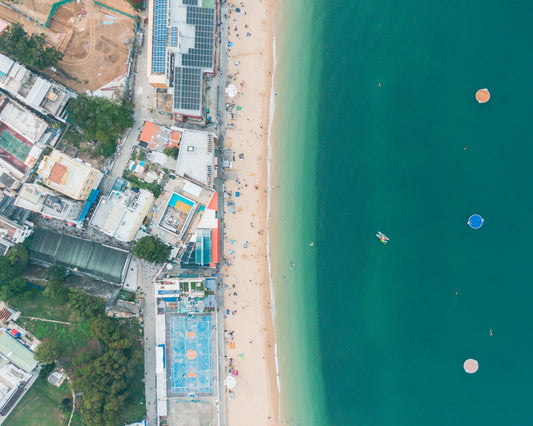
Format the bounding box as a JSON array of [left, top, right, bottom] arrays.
[[169, 314, 213, 395]]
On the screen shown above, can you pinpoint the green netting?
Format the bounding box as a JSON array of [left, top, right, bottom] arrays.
[[0, 131, 30, 162], [94, 1, 136, 19], [46, 0, 74, 28]]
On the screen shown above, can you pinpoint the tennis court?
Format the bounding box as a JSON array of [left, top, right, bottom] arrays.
[[0, 129, 31, 162], [168, 314, 213, 395]]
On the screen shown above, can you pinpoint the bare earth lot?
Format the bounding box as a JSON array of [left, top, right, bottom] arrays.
[[0, 0, 136, 92]]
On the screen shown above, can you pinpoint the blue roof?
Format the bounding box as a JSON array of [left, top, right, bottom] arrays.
[[205, 278, 215, 290], [88, 189, 100, 203], [204, 295, 215, 308]]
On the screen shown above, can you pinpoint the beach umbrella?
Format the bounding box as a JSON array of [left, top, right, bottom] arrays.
[[226, 84, 238, 98], [224, 375, 236, 389], [232, 370, 238, 376]]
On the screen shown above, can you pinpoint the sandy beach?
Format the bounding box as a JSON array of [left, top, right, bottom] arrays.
[[222, 0, 279, 424]]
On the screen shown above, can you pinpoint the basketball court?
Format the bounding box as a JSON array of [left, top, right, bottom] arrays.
[[167, 314, 214, 396]]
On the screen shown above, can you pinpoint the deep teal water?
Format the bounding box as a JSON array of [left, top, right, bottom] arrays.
[[310, 1, 533, 425]]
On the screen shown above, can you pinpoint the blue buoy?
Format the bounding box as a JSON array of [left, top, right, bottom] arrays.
[[468, 214, 484, 229]]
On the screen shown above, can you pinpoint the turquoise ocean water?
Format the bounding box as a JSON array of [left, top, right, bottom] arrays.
[[272, 0, 533, 425]]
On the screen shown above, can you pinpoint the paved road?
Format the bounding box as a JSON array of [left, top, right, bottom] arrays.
[[96, 1, 232, 423], [100, 20, 174, 196], [139, 258, 160, 426], [215, 1, 230, 425]]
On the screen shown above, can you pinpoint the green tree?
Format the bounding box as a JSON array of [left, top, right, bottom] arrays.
[[68, 291, 103, 319], [66, 95, 134, 157], [44, 280, 70, 304], [163, 146, 179, 159], [0, 277, 29, 301], [132, 236, 171, 263], [46, 265, 67, 281], [0, 23, 63, 70], [6, 244, 29, 269], [34, 339, 60, 364], [0, 256, 17, 283]]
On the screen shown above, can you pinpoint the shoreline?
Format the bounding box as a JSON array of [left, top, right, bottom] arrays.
[[222, 0, 279, 424], [266, 34, 281, 420]]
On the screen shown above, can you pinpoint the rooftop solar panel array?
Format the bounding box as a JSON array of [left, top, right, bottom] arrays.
[[152, 0, 168, 73], [174, 67, 202, 112], [170, 26, 178, 48], [182, 6, 215, 69], [183, 0, 198, 5]]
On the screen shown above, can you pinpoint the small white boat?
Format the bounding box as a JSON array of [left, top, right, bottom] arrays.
[[376, 231, 389, 244]]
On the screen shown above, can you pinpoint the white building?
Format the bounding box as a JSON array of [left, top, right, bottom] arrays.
[[14, 184, 84, 223], [90, 189, 154, 242], [175, 129, 215, 188]]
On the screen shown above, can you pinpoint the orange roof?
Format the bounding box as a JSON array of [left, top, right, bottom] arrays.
[[140, 121, 160, 143], [207, 192, 218, 210], [168, 131, 182, 149], [49, 162, 67, 184]]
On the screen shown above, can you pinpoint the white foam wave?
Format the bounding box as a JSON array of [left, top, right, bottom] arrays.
[[266, 34, 282, 421]]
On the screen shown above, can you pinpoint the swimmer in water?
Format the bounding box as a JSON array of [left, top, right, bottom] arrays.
[[490, 329, 493, 336], [378, 83, 382, 88]]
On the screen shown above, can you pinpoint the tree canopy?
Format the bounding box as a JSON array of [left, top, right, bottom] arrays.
[[163, 146, 179, 159], [73, 315, 142, 425], [0, 245, 32, 302], [0, 23, 63, 70], [132, 236, 171, 264], [34, 339, 60, 364], [66, 95, 134, 157], [44, 265, 70, 304]]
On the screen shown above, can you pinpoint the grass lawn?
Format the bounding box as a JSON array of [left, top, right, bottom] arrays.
[[20, 320, 93, 367], [14, 289, 73, 323], [4, 378, 71, 426]]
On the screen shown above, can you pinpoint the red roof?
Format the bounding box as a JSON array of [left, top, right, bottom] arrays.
[[207, 192, 218, 210], [210, 221, 220, 266]]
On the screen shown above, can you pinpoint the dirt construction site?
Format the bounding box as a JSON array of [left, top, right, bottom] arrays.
[[0, 0, 137, 92]]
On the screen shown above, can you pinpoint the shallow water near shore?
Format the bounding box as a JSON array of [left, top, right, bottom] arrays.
[[273, 0, 533, 425], [269, 0, 326, 425]]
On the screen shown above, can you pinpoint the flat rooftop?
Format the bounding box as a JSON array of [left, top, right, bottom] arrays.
[[91, 189, 154, 242], [0, 332, 36, 373], [37, 151, 99, 200], [0, 101, 48, 144], [175, 129, 215, 187]]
